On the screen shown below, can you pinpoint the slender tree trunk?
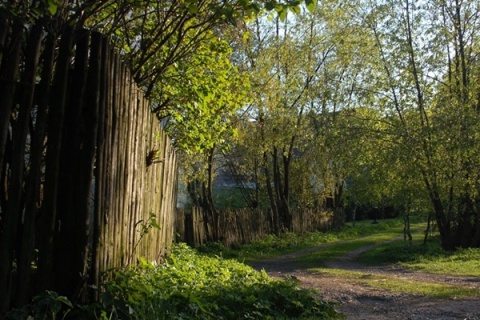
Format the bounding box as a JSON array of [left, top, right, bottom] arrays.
[[430, 191, 454, 250], [281, 152, 292, 231], [471, 204, 480, 247], [254, 158, 259, 208], [423, 213, 432, 245], [203, 146, 219, 241], [404, 0, 457, 250], [403, 214, 412, 243], [458, 196, 474, 248], [272, 148, 284, 230], [264, 152, 279, 235]]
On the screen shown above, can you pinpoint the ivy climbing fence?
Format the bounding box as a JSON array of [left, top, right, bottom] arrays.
[[0, 24, 177, 311]]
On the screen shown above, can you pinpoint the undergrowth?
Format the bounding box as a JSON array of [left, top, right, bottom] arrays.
[[7, 244, 343, 320], [100, 243, 342, 319]]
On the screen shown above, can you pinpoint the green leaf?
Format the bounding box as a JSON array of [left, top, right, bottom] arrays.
[[138, 256, 149, 266], [305, 0, 317, 13], [187, 3, 198, 13], [289, 5, 301, 15], [150, 218, 160, 230], [47, 0, 58, 15], [277, 6, 288, 22], [56, 295, 74, 308]]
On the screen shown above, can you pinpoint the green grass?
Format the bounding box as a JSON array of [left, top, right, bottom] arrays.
[[359, 233, 480, 277], [289, 219, 425, 268], [311, 268, 479, 299], [231, 216, 479, 300], [200, 216, 480, 302], [293, 222, 480, 298], [198, 218, 415, 262], [293, 232, 401, 268]]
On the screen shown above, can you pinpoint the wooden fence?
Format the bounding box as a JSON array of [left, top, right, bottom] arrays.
[[177, 207, 345, 247], [0, 24, 177, 310], [93, 38, 178, 286]]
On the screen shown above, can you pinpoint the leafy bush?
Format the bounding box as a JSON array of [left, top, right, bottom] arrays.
[[101, 243, 342, 319]]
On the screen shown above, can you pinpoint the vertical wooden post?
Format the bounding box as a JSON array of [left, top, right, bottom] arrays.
[[0, 18, 27, 312], [92, 33, 108, 300], [54, 27, 90, 298], [36, 25, 74, 293], [12, 21, 43, 308]]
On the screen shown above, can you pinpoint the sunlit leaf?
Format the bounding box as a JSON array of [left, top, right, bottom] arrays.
[[277, 6, 288, 22], [305, 0, 317, 13], [47, 0, 58, 15]]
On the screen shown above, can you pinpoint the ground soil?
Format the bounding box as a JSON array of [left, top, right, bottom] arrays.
[[249, 241, 480, 319]]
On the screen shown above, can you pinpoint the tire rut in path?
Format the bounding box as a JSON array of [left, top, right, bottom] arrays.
[[248, 240, 480, 320]]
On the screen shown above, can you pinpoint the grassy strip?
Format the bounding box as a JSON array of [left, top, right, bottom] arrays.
[[310, 268, 479, 299], [292, 220, 426, 268], [293, 232, 400, 268], [199, 218, 417, 262], [359, 234, 480, 277], [198, 217, 480, 302]]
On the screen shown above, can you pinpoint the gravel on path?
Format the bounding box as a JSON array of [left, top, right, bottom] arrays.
[[249, 241, 480, 319]]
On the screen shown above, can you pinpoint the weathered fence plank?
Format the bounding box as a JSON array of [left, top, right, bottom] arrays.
[[0, 25, 178, 310], [9, 21, 43, 307], [37, 25, 75, 293], [180, 207, 345, 247], [0, 18, 24, 310]]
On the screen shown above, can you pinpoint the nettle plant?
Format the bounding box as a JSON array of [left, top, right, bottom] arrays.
[[100, 243, 342, 319]]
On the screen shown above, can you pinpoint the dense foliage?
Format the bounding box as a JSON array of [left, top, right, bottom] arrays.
[[6, 244, 342, 320], [220, 0, 480, 250]]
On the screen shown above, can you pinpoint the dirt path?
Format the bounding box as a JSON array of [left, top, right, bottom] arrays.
[[249, 241, 480, 319]]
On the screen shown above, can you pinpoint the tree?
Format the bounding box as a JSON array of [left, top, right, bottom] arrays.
[[170, 31, 251, 241], [227, 4, 356, 232], [0, 0, 318, 310], [333, 0, 480, 249], [235, 11, 315, 232]]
